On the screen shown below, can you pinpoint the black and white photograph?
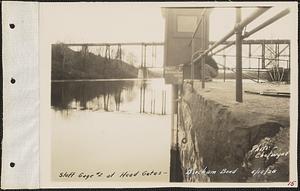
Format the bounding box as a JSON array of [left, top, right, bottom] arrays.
[[1, 1, 298, 189], [48, 3, 296, 184]]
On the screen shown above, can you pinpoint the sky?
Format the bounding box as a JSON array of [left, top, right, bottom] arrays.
[[41, 3, 164, 43], [41, 2, 297, 68], [40, 2, 297, 43]]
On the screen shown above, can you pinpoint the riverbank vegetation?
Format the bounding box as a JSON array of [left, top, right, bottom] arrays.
[[51, 44, 139, 80]]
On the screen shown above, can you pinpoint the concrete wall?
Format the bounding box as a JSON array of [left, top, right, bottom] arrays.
[[177, 82, 289, 182]]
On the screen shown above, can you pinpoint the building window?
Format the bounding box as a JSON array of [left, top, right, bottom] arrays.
[[176, 15, 198, 33]]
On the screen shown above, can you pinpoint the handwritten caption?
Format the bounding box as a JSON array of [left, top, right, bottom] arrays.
[[186, 142, 289, 178], [58, 170, 168, 180]]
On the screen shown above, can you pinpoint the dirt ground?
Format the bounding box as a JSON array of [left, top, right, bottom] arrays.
[[193, 79, 290, 127]]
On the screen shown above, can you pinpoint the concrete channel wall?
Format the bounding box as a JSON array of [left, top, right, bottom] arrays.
[[177, 82, 289, 182]]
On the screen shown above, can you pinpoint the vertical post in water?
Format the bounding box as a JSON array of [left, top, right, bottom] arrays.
[[140, 86, 142, 113], [150, 91, 153, 114], [164, 91, 167, 115], [161, 91, 164, 115], [153, 92, 156, 114], [107, 45, 110, 60], [143, 82, 145, 113], [139, 44, 143, 113], [235, 7, 243, 102], [171, 85, 179, 147], [164, 91, 166, 115]]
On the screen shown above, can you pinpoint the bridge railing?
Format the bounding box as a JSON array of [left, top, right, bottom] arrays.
[[58, 42, 165, 71], [189, 7, 290, 102]]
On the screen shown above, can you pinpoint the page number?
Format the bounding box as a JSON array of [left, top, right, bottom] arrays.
[[288, 181, 296, 186]]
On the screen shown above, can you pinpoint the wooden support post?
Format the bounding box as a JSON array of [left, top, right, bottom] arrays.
[[288, 43, 291, 84], [191, 39, 195, 89], [201, 15, 206, 89], [257, 58, 260, 82], [276, 43, 279, 81], [223, 53, 226, 82], [144, 45, 146, 68], [248, 44, 251, 68], [152, 45, 157, 68], [143, 83, 145, 113], [236, 7, 243, 102], [201, 56, 205, 88], [276, 43, 279, 67], [262, 42, 265, 68], [144, 45, 147, 77], [141, 45, 144, 68]]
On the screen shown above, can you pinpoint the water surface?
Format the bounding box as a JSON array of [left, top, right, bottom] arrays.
[[51, 79, 172, 182]]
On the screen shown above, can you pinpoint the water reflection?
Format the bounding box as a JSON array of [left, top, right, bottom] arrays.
[[51, 79, 171, 115]]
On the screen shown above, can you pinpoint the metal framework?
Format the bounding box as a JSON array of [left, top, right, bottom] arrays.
[[64, 42, 164, 46], [57, 42, 166, 115], [189, 7, 290, 102], [59, 5, 291, 104], [61, 42, 164, 69]]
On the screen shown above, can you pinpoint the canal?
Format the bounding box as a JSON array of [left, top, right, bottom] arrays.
[[51, 79, 172, 182]]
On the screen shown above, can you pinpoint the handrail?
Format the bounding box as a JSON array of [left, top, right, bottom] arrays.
[[209, 39, 290, 45], [186, 7, 291, 102], [213, 59, 264, 83], [192, 7, 270, 64], [210, 8, 290, 56], [188, 8, 210, 47], [192, 9, 208, 39], [213, 54, 289, 62], [237, 7, 271, 29], [243, 8, 290, 38], [189, 7, 272, 102]]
